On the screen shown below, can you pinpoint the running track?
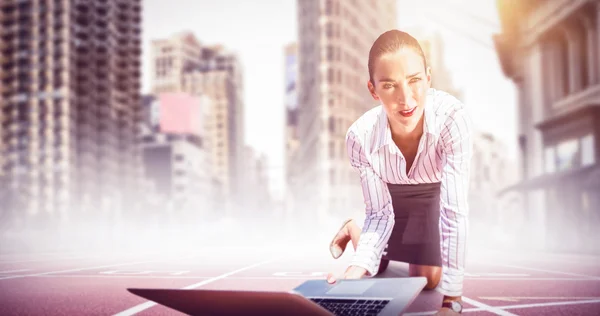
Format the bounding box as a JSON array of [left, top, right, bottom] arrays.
[[0, 239, 599, 315]]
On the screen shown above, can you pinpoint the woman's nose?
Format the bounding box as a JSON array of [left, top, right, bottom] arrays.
[[395, 83, 415, 106]]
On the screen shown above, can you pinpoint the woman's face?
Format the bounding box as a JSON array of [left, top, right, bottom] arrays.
[[367, 48, 431, 132]]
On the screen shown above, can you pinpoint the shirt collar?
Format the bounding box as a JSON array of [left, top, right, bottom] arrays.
[[372, 89, 437, 154]]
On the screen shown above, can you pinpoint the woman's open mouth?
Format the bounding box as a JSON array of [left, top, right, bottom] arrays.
[[399, 107, 416, 117]]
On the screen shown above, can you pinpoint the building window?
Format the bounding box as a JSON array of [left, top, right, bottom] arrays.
[[519, 134, 527, 177], [329, 116, 335, 133], [326, 22, 333, 38], [544, 147, 555, 174], [579, 28, 589, 89], [581, 134, 595, 166], [329, 140, 335, 159], [557, 35, 569, 99], [555, 138, 579, 172]]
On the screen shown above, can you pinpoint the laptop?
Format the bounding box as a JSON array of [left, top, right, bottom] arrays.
[[127, 277, 427, 316]]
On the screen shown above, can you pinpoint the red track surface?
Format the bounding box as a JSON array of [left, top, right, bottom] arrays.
[[1, 243, 599, 315]]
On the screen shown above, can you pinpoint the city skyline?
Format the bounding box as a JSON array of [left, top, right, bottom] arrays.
[[142, 0, 518, 200]]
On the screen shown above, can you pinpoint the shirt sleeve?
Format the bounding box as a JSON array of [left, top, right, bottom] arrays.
[[437, 108, 473, 297], [346, 129, 395, 277]]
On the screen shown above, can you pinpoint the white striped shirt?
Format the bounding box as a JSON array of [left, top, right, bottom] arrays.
[[346, 88, 472, 297]]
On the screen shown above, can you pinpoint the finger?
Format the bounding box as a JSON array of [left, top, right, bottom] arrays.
[[332, 226, 351, 246], [326, 272, 337, 284], [330, 245, 343, 259]]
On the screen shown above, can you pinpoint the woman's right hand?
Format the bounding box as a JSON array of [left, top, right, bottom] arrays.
[[330, 219, 360, 259], [326, 265, 368, 284]]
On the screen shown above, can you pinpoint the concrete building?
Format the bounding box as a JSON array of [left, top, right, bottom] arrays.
[[409, 29, 464, 100], [0, 0, 142, 228], [284, 42, 300, 219], [495, 0, 600, 253], [294, 0, 397, 224], [150, 32, 202, 94], [150, 32, 244, 213], [469, 132, 519, 246], [140, 94, 216, 221], [238, 145, 272, 220]]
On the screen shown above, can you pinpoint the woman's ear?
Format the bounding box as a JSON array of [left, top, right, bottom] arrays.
[[426, 66, 432, 88], [367, 80, 379, 100]]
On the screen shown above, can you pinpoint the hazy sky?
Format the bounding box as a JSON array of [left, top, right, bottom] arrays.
[[142, 0, 518, 199]]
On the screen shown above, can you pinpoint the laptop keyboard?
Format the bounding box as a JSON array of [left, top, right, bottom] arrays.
[[310, 298, 390, 316]]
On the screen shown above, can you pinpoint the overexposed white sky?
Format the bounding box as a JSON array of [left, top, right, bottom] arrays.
[[143, 0, 518, 200]]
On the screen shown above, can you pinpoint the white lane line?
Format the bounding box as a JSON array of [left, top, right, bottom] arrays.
[[465, 277, 599, 281], [480, 296, 600, 302], [113, 257, 281, 316], [404, 298, 600, 315], [0, 256, 99, 264], [34, 274, 324, 280], [476, 249, 600, 266], [0, 269, 31, 274], [28, 274, 600, 282], [500, 299, 600, 310], [484, 263, 600, 280], [462, 296, 518, 316], [465, 273, 530, 277], [0, 255, 201, 281], [0, 251, 83, 257]]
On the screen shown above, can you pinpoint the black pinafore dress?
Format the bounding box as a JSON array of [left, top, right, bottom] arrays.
[[381, 182, 443, 267]]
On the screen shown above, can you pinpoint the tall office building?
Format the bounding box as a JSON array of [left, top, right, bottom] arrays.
[[295, 0, 397, 223], [0, 0, 142, 228], [238, 145, 271, 219], [495, 0, 600, 253], [284, 42, 299, 218], [150, 32, 244, 212], [150, 32, 202, 94], [408, 29, 464, 100], [140, 93, 215, 221]]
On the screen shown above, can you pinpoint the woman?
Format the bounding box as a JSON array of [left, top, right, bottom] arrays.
[[326, 30, 472, 315]]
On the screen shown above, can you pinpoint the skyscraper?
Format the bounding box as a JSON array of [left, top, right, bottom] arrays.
[[407, 29, 463, 100], [140, 93, 214, 220], [284, 42, 299, 218], [150, 32, 245, 213], [295, 0, 397, 223], [0, 0, 142, 228], [150, 32, 202, 95]]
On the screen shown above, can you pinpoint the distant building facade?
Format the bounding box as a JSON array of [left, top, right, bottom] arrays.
[[495, 0, 600, 253], [150, 32, 245, 214], [295, 0, 397, 224], [140, 94, 217, 220]]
